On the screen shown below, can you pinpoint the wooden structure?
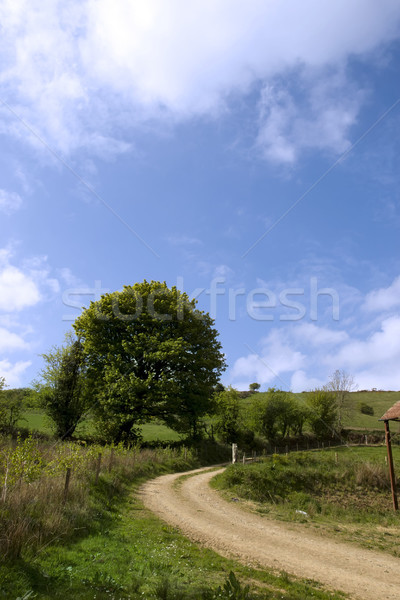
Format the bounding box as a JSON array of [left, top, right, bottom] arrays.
[[379, 401, 400, 511]]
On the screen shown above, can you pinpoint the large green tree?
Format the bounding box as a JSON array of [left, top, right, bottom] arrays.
[[73, 280, 226, 442]]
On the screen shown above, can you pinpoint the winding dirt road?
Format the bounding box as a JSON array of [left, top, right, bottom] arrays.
[[140, 466, 400, 600]]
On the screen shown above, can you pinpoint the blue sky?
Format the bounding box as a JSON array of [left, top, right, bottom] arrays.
[[1, 1, 400, 392]]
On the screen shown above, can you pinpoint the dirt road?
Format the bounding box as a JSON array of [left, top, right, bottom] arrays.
[[140, 466, 400, 600]]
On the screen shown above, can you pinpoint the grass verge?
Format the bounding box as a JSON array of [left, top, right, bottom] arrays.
[[1, 479, 347, 600], [0, 440, 346, 599], [212, 447, 400, 556]]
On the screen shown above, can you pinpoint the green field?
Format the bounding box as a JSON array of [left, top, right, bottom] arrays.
[[342, 391, 400, 430], [17, 390, 400, 443], [213, 446, 400, 556], [19, 410, 183, 442], [240, 390, 400, 432]]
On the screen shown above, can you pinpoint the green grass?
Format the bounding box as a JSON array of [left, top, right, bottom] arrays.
[[213, 447, 400, 556], [342, 391, 400, 430], [140, 421, 183, 442], [240, 390, 400, 432], [18, 410, 54, 434], [0, 476, 346, 600], [19, 410, 182, 442], [19, 390, 400, 444]]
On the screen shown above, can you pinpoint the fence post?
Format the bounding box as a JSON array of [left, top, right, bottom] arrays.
[[232, 443, 238, 464], [1, 464, 9, 503], [63, 467, 71, 505], [108, 448, 114, 473], [95, 453, 102, 483], [243, 452, 246, 464]]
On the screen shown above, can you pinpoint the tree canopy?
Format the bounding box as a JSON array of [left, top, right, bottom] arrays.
[[73, 280, 226, 442]]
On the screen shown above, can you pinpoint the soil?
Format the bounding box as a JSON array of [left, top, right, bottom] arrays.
[[139, 466, 400, 600]]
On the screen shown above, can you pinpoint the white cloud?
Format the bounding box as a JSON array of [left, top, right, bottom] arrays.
[[0, 189, 22, 213], [257, 73, 362, 163], [0, 265, 40, 311], [290, 370, 325, 393], [0, 1, 399, 159], [0, 327, 28, 352], [363, 275, 400, 312], [326, 316, 400, 371], [231, 329, 305, 387], [292, 323, 348, 346], [0, 359, 31, 387], [229, 312, 400, 391]]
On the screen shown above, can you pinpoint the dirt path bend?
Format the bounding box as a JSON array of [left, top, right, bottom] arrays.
[[140, 466, 400, 600]]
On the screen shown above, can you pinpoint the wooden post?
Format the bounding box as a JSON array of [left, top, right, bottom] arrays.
[[108, 448, 114, 473], [63, 467, 71, 505], [95, 453, 102, 484], [384, 420, 398, 511], [1, 464, 9, 503], [243, 452, 246, 464], [232, 443, 238, 464]]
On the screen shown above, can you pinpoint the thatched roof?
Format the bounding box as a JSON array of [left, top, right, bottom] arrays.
[[380, 400, 400, 421]]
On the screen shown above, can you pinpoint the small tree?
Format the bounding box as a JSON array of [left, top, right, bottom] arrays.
[[213, 386, 242, 444], [325, 369, 357, 431], [37, 337, 90, 439], [306, 389, 337, 439], [251, 387, 294, 442], [249, 382, 261, 393]]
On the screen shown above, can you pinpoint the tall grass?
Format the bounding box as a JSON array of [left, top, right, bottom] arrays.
[[0, 435, 200, 561], [214, 449, 397, 516]]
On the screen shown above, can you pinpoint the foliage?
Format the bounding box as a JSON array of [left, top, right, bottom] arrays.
[[250, 388, 300, 441], [249, 382, 260, 393], [213, 447, 400, 556], [206, 571, 252, 599], [0, 435, 204, 561], [214, 382, 225, 394], [305, 389, 337, 438], [214, 387, 243, 444], [358, 402, 374, 416], [73, 280, 226, 443], [36, 336, 90, 439], [0, 379, 25, 434], [0, 437, 347, 600], [325, 369, 357, 431]]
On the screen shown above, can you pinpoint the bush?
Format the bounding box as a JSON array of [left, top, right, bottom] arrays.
[[358, 402, 374, 416]]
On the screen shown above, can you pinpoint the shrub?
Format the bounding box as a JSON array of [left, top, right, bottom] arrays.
[[358, 402, 374, 416]]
